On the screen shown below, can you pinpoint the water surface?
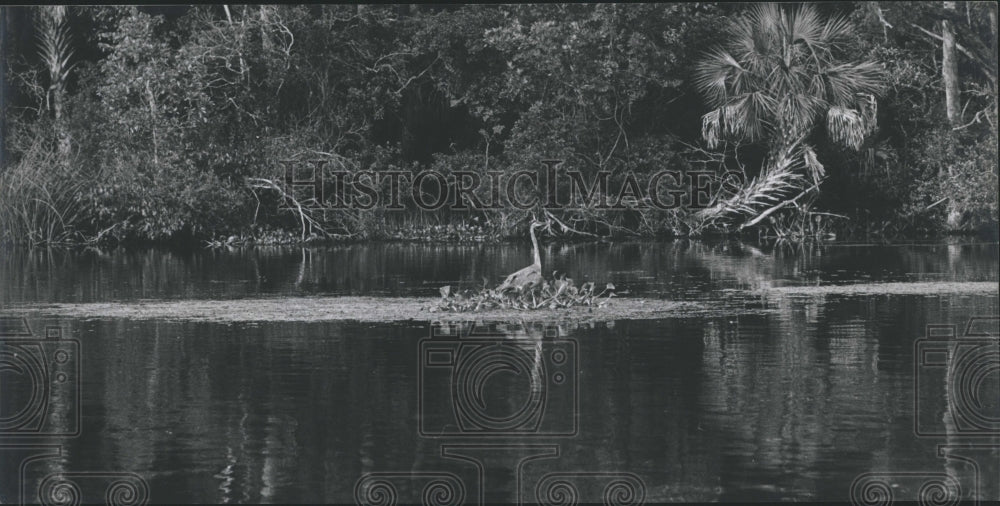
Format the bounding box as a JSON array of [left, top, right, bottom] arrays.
[[1, 241, 997, 503]]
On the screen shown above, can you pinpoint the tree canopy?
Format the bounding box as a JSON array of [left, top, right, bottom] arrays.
[[0, 3, 996, 245]]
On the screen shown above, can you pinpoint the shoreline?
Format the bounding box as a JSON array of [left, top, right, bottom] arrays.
[[3, 281, 996, 323], [4, 234, 995, 251]]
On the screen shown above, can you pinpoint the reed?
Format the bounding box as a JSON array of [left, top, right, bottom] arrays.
[[0, 140, 88, 245]]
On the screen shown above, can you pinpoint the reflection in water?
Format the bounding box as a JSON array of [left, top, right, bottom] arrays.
[[0, 242, 997, 503], [1, 300, 996, 503], [1, 241, 997, 303]]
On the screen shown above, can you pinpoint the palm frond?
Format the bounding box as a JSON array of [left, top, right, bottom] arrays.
[[694, 140, 807, 225], [802, 144, 825, 185], [823, 62, 884, 105], [694, 2, 884, 156], [820, 13, 854, 46], [34, 6, 74, 87], [702, 109, 722, 149], [789, 4, 824, 48], [856, 92, 878, 135], [826, 106, 866, 150], [721, 99, 747, 137]]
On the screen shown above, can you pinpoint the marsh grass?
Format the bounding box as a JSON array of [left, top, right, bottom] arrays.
[[0, 141, 88, 246]]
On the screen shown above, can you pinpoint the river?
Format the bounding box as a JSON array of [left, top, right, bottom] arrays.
[[1, 240, 997, 503]]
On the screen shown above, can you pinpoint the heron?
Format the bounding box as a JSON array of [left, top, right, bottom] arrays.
[[496, 219, 544, 293]]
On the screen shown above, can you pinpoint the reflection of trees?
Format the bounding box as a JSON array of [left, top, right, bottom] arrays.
[[1, 242, 997, 304], [77, 319, 384, 502], [565, 320, 726, 502], [941, 317, 999, 501], [701, 299, 875, 495], [696, 293, 998, 499], [17, 291, 999, 502]]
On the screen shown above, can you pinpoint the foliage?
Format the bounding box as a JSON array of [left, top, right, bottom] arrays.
[[0, 3, 995, 244], [912, 129, 999, 226], [695, 4, 883, 150], [691, 4, 886, 234], [831, 1, 999, 236], [433, 278, 617, 312]]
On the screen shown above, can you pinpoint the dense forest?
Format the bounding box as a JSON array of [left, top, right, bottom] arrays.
[[0, 3, 996, 245]]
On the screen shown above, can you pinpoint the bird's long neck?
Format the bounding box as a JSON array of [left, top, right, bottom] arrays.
[[530, 225, 541, 268]]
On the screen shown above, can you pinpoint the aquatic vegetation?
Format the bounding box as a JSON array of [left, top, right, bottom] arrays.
[[7, 294, 732, 323], [433, 275, 618, 312]]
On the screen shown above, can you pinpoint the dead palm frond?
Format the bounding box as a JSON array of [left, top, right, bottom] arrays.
[[826, 106, 867, 150], [802, 144, 825, 185], [691, 138, 831, 234]]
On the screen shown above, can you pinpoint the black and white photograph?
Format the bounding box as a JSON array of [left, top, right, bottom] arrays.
[[1, 2, 998, 504]]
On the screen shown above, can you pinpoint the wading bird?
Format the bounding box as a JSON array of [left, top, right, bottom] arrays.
[[496, 219, 544, 293]]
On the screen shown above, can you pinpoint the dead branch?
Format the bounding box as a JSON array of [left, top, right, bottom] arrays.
[[542, 209, 600, 237], [910, 23, 997, 85], [247, 177, 331, 241], [739, 181, 821, 230]]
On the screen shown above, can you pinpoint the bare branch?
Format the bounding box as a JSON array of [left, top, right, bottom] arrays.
[[910, 23, 997, 84], [739, 182, 821, 230]]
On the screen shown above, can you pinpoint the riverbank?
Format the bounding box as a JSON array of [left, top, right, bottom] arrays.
[[6, 281, 996, 323]]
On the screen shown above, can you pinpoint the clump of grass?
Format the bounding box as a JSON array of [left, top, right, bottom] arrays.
[[432, 276, 618, 312], [0, 139, 88, 246]]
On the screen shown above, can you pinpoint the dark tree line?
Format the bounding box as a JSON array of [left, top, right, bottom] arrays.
[[0, 3, 996, 245]]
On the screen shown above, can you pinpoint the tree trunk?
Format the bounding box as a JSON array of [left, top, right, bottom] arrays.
[[942, 2, 961, 125], [989, 3, 998, 138], [37, 6, 72, 160], [941, 1, 963, 230], [259, 6, 272, 54]]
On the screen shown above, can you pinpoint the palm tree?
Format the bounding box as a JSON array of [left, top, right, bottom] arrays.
[[36, 6, 74, 158], [694, 3, 883, 194]]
